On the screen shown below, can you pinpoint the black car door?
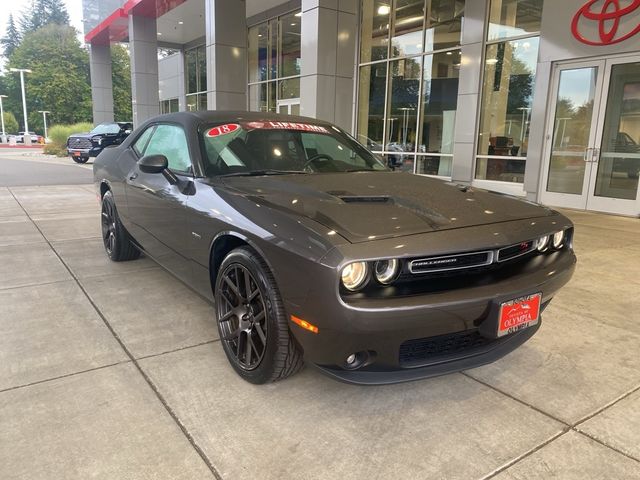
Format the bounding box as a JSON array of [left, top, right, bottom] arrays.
[[125, 123, 194, 283]]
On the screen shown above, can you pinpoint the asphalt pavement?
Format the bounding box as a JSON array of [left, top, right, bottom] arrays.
[[0, 148, 93, 186]]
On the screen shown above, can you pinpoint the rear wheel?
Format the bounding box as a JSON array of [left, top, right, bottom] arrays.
[[101, 190, 140, 262], [215, 246, 303, 384]]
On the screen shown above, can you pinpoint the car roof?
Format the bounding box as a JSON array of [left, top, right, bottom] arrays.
[[141, 111, 335, 130]]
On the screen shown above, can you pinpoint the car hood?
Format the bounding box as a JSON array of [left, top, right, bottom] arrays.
[[68, 132, 93, 139], [220, 172, 553, 244]]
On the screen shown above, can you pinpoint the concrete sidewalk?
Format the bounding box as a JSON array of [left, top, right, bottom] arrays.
[[1, 184, 639, 479]]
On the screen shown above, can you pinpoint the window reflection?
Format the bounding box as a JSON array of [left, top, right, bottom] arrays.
[[391, 0, 424, 57], [476, 37, 539, 183], [247, 12, 301, 113], [425, 0, 464, 52], [357, 0, 464, 175], [488, 0, 543, 41], [360, 0, 391, 63], [358, 63, 387, 147]]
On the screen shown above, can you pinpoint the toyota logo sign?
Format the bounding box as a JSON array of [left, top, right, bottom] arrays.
[[571, 0, 640, 45]]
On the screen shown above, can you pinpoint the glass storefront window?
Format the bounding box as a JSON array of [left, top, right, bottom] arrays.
[[360, 0, 391, 63], [185, 45, 207, 96], [279, 11, 301, 77], [185, 48, 197, 94], [488, 0, 543, 41], [419, 50, 459, 154], [386, 57, 421, 157], [160, 98, 179, 114], [425, 0, 464, 52], [357, 63, 388, 148], [186, 93, 207, 112], [391, 0, 425, 57], [248, 11, 301, 113], [476, 37, 539, 183], [357, 1, 463, 175], [248, 23, 269, 82]]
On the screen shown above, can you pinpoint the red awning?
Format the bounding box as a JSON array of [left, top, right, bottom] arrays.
[[85, 0, 187, 45], [85, 8, 129, 45]]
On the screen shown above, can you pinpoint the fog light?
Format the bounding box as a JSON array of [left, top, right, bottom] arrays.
[[341, 262, 368, 291], [536, 235, 550, 252], [374, 259, 400, 284], [552, 230, 564, 249], [346, 354, 357, 365]]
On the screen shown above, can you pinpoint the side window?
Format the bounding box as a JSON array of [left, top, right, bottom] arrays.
[[144, 124, 192, 173], [132, 126, 155, 156]]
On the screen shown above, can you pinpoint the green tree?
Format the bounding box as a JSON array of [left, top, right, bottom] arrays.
[[1, 14, 21, 58], [111, 44, 132, 121], [5, 24, 92, 130], [2, 111, 19, 134], [19, 0, 70, 34]]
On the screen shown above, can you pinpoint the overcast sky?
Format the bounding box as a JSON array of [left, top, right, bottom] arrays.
[[0, 0, 85, 41]]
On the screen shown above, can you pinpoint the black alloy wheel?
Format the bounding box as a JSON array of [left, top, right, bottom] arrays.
[[215, 246, 303, 383], [217, 263, 268, 370], [100, 190, 140, 262], [72, 156, 89, 164]]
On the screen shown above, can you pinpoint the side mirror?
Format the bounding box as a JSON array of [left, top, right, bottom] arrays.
[[138, 154, 168, 174]]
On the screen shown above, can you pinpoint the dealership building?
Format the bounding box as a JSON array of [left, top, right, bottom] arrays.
[[82, 0, 640, 217]]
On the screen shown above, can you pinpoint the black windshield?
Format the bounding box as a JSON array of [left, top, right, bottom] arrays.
[[200, 121, 387, 177]]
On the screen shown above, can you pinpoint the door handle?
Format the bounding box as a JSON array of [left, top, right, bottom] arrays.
[[591, 148, 600, 163], [129, 172, 138, 181], [583, 147, 593, 162]]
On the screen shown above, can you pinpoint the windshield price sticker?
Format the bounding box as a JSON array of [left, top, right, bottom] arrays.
[[206, 124, 240, 137], [242, 121, 329, 133]]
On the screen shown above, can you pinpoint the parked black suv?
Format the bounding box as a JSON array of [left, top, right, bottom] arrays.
[[67, 122, 133, 163]]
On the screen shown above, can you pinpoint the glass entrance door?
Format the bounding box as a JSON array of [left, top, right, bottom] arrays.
[[541, 56, 640, 216], [276, 98, 300, 115]]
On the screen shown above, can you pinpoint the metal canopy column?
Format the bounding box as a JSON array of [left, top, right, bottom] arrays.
[[299, 0, 357, 130], [129, 14, 160, 126], [205, 0, 248, 110]]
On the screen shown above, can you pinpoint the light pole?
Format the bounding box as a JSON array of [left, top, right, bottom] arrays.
[[0, 95, 7, 143], [38, 110, 50, 142], [10, 68, 32, 144]]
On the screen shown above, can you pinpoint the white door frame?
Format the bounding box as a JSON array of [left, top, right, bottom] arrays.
[[540, 53, 640, 216]]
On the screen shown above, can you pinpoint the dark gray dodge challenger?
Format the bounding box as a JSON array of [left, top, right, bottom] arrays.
[[94, 111, 576, 385]]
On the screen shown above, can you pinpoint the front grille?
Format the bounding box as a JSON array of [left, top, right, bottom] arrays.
[[498, 240, 536, 262], [409, 251, 493, 274], [68, 137, 92, 149], [399, 330, 495, 366]]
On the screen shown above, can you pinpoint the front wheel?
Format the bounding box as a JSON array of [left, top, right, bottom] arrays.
[[101, 190, 140, 262], [72, 156, 89, 164], [215, 246, 303, 384]]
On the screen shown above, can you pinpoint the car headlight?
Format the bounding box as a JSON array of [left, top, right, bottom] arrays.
[[536, 235, 550, 252], [341, 262, 369, 291], [552, 230, 564, 249], [374, 259, 400, 284], [92, 136, 102, 146]]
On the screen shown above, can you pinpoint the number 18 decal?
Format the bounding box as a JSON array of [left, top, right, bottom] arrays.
[[206, 123, 240, 137]]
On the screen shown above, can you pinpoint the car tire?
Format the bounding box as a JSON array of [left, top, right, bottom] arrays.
[[101, 190, 141, 262], [215, 246, 304, 384], [72, 156, 89, 164]]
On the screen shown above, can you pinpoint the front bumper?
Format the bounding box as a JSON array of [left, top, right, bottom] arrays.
[[67, 146, 101, 158], [286, 248, 576, 385]]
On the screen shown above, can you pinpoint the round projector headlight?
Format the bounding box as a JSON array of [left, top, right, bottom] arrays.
[[341, 262, 368, 291], [536, 235, 550, 252], [552, 230, 564, 249], [374, 259, 400, 284]]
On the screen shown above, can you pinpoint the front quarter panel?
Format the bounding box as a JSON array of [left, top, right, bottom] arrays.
[[186, 178, 347, 305]]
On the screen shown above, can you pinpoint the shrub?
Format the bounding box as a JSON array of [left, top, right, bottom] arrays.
[[44, 122, 93, 156], [2, 112, 19, 135]]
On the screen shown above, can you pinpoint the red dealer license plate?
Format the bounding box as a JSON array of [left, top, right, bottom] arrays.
[[498, 293, 541, 337]]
